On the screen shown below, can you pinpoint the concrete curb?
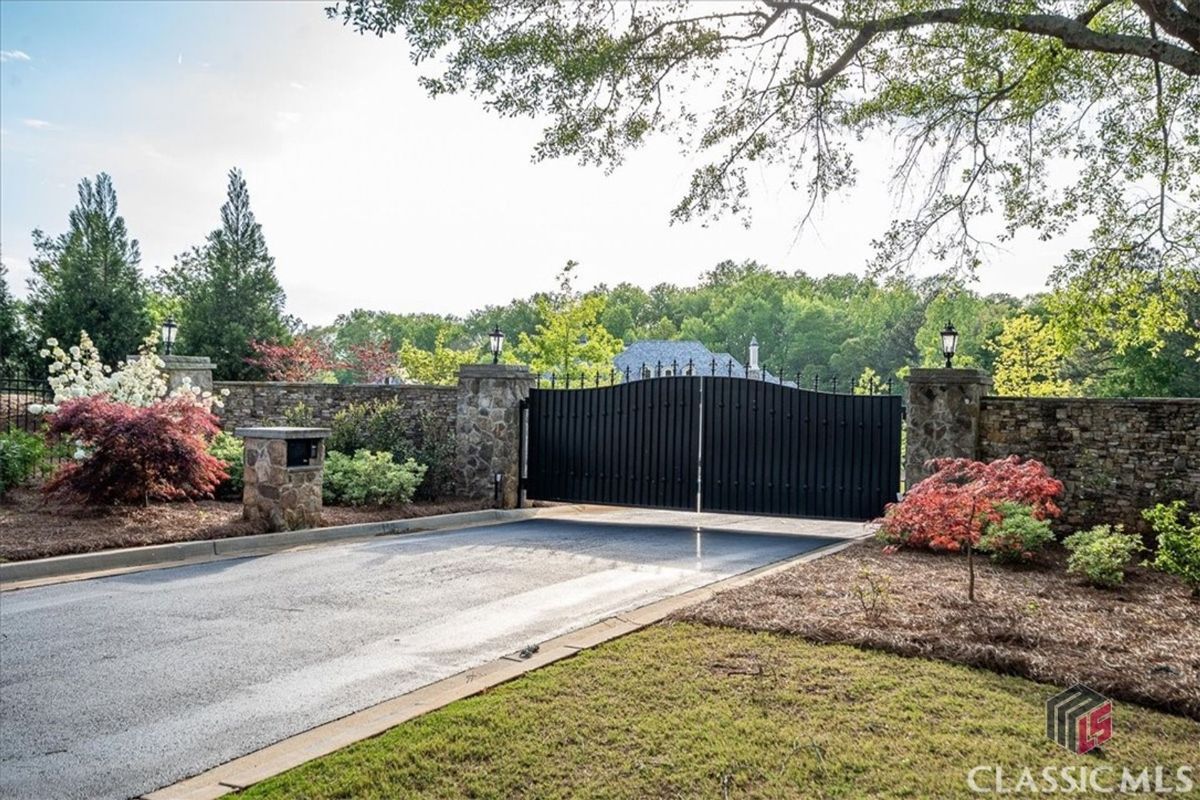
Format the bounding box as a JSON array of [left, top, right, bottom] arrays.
[[140, 536, 855, 800], [0, 506, 586, 591]]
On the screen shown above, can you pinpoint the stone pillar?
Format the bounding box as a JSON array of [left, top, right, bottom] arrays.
[[455, 364, 536, 508], [235, 427, 330, 531], [126, 354, 215, 393], [162, 355, 215, 393], [905, 368, 993, 488]]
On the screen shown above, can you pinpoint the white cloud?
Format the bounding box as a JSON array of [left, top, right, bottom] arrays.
[[177, 52, 183, 65], [21, 118, 55, 130], [0, 50, 32, 63], [289, 81, 306, 90]]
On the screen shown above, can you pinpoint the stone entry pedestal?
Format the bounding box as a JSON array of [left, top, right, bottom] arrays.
[[235, 427, 331, 532]]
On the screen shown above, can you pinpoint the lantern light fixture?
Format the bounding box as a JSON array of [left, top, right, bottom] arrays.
[[162, 317, 178, 356], [940, 321, 959, 368], [488, 326, 505, 365]]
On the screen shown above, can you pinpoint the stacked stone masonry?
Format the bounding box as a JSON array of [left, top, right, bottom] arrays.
[[455, 365, 536, 508], [977, 397, 1199, 534], [241, 434, 327, 532], [215, 381, 457, 437]]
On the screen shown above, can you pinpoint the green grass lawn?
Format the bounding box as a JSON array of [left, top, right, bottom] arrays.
[[240, 623, 1198, 799]]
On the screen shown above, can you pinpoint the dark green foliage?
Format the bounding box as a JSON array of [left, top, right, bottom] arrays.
[[25, 174, 150, 363], [0, 263, 34, 370], [157, 168, 289, 380], [978, 502, 1055, 563], [328, 400, 456, 500], [207, 432, 244, 499], [0, 429, 47, 495], [1142, 501, 1200, 597], [405, 410, 457, 501], [322, 450, 426, 506]]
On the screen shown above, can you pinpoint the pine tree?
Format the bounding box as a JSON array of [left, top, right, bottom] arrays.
[[25, 174, 150, 363], [159, 168, 289, 379], [0, 262, 31, 369]]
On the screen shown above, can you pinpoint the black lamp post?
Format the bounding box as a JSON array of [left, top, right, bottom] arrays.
[[940, 321, 959, 368], [488, 326, 505, 365], [162, 317, 178, 356]]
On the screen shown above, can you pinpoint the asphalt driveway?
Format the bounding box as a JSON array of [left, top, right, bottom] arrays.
[[0, 517, 840, 800]]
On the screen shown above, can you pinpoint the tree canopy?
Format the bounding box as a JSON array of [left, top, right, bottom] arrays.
[[25, 173, 150, 363], [0, 263, 31, 370], [331, 0, 1200, 354], [158, 169, 290, 380], [513, 262, 624, 376]]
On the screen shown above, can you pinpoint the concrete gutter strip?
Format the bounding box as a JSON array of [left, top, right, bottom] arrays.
[[141, 537, 853, 800], [0, 506, 587, 591]]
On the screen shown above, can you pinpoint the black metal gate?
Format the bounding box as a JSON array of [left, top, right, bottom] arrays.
[[521, 375, 901, 521]]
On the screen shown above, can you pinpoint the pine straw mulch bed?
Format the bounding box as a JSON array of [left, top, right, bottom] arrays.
[[0, 487, 491, 562], [677, 540, 1200, 720]]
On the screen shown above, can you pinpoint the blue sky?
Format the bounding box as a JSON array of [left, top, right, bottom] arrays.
[[0, 1, 1086, 326]]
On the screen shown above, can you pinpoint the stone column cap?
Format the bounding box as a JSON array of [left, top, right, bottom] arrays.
[[458, 364, 536, 380], [126, 353, 216, 367], [906, 367, 992, 385], [234, 426, 332, 440], [161, 354, 216, 368]]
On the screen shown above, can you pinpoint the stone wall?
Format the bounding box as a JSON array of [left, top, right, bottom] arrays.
[[977, 396, 1199, 534], [214, 381, 457, 437]]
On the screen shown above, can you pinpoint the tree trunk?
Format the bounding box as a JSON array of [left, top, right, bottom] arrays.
[[967, 540, 976, 602]]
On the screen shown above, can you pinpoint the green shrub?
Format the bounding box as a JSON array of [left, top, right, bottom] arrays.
[[978, 502, 1056, 563], [0, 429, 47, 495], [208, 432, 244, 498], [323, 450, 427, 507], [1063, 525, 1144, 588], [282, 401, 315, 427], [1142, 501, 1200, 597], [329, 401, 455, 500], [328, 401, 410, 459]]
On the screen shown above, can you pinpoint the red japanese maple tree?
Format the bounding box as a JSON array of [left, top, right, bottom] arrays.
[[44, 395, 228, 505], [244, 337, 338, 381], [877, 455, 1063, 600], [345, 340, 397, 384]]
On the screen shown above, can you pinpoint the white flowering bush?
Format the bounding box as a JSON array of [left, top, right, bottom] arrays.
[[29, 331, 228, 415]]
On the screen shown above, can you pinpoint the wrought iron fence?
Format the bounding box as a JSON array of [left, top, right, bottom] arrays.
[[538, 359, 900, 395], [1, 367, 53, 435]]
